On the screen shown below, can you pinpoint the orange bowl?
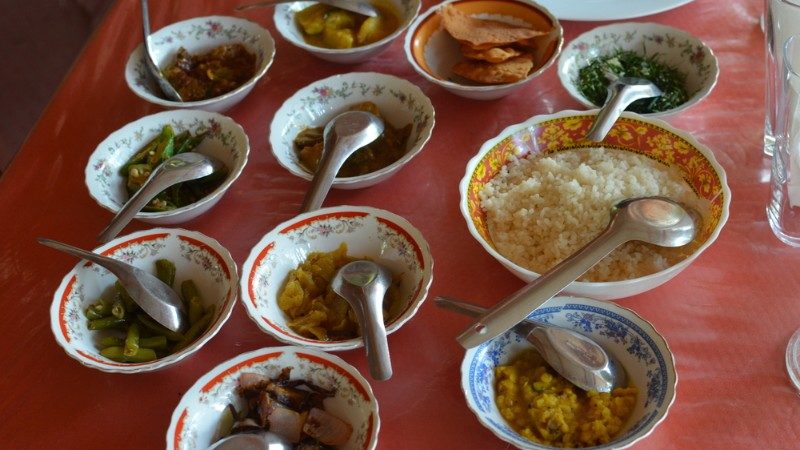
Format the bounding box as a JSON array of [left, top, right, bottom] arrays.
[[403, 0, 563, 100]]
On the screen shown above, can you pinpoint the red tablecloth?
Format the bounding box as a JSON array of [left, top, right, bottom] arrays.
[[2, 0, 798, 448]]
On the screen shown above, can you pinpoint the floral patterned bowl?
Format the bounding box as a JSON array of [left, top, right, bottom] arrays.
[[460, 109, 730, 300], [557, 22, 719, 117], [274, 0, 420, 64], [85, 109, 249, 226], [166, 346, 379, 449], [49, 228, 239, 373], [124, 16, 275, 112], [462, 296, 676, 450], [240, 205, 434, 351], [404, 0, 563, 100], [269, 72, 435, 190]]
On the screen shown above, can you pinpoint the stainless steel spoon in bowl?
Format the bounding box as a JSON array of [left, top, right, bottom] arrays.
[[331, 260, 393, 381], [140, 0, 183, 102], [97, 152, 224, 243], [206, 431, 291, 450], [435, 296, 626, 393], [235, 0, 379, 17], [299, 111, 384, 213], [457, 196, 698, 349], [37, 238, 188, 333], [585, 76, 662, 142]]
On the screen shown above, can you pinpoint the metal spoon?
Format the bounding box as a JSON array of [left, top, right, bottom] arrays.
[[140, 0, 183, 102], [207, 431, 291, 450], [585, 76, 662, 142], [457, 196, 698, 349], [97, 153, 223, 243], [435, 296, 625, 392], [235, 0, 379, 17], [37, 238, 188, 333], [331, 260, 393, 381], [299, 111, 384, 213]]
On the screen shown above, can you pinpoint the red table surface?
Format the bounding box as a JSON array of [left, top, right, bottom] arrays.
[[2, 0, 799, 448]]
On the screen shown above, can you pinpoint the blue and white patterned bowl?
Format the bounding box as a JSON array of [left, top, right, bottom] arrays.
[[240, 205, 434, 351], [557, 22, 718, 117], [269, 72, 435, 190], [125, 15, 275, 112], [85, 109, 249, 225], [49, 228, 239, 373], [462, 296, 676, 449]]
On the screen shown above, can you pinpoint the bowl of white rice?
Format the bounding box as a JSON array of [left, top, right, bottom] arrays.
[[460, 109, 730, 300]]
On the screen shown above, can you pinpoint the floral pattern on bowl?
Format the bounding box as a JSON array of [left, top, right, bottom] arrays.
[[85, 109, 249, 225], [459, 109, 730, 300], [166, 346, 379, 450], [270, 72, 435, 190], [125, 16, 275, 112], [274, 0, 420, 64], [462, 296, 676, 450], [557, 22, 719, 117], [240, 206, 434, 351], [49, 228, 239, 374]]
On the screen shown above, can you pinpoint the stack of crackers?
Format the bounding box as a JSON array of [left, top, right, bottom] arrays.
[[439, 4, 549, 84]]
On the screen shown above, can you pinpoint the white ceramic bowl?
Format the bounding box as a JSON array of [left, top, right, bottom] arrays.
[[274, 0, 420, 64], [49, 228, 239, 373], [404, 0, 563, 100], [86, 109, 249, 226], [240, 205, 433, 351], [462, 296, 676, 450], [167, 346, 379, 450], [557, 22, 719, 116], [460, 109, 730, 300], [125, 15, 275, 112], [270, 72, 435, 190]]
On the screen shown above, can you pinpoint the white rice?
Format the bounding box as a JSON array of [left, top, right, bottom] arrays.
[[480, 147, 697, 282]]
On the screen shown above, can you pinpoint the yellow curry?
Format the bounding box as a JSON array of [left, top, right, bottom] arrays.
[[495, 349, 637, 448], [278, 243, 403, 341], [295, 0, 401, 49]]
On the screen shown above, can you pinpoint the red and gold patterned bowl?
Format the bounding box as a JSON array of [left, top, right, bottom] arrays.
[[459, 110, 730, 300]]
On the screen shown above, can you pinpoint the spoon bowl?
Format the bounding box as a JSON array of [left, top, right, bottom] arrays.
[[331, 260, 393, 380], [98, 152, 224, 243], [300, 111, 384, 212], [207, 431, 291, 450], [436, 296, 625, 392], [585, 76, 662, 141], [458, 196, 698, 349], [38, 238, 188, 333]]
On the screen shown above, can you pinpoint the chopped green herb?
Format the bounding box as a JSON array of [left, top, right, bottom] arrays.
[[577, 49, 688, 114]]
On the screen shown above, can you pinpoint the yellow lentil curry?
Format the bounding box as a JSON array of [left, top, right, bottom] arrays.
[[278, 243, 403, 340], [295, 0, 401, 49], [293, 101, 411, 178], [495, 349, 637, 448]]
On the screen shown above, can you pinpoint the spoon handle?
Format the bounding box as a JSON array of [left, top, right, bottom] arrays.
[[456, 221, 630, 349], [140, 0, 183, 101], [357, 288, 393, 381], [97, 164, 177, 243], [300, 137, 344, 213], [435, 296, 538, 337], [585, 83, 661, 142], [38, 238, 126, 276], [235, 0, 379, 17]]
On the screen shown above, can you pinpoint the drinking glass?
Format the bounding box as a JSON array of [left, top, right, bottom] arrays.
[[764, 0, 800, 156], [769, 34, 800, 246]]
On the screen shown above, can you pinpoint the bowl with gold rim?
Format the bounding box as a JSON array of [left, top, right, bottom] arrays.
[[459, 109, 730, 300]]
